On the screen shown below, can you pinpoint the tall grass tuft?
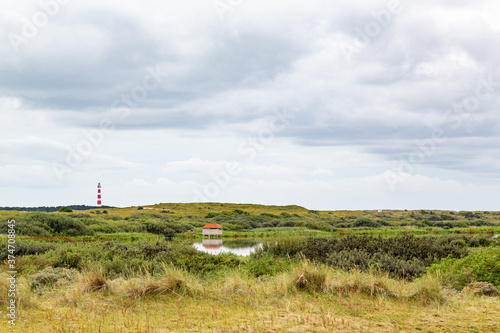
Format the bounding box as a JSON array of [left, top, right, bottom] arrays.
[[0, 272, 10, 306], [156, 262, 192, 295], [80, 262, 109, 293], [290, 259, 328, 292], [408, 271, 446, 305], [122, 262, 202, 298], [324, 269, 400, 299]]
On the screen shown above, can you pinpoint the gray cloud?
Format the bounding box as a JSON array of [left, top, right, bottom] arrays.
[[1, 0, 499, 209]]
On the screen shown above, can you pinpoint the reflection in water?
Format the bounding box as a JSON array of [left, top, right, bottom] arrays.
[[202, 239, 223, 249], [193, 239, 261, 256]]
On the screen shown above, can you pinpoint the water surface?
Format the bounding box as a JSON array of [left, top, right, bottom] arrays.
[[192, 239, 261, 256]]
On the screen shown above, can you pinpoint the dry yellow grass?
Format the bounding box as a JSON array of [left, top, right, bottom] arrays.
[[3, 265, 500, 332]]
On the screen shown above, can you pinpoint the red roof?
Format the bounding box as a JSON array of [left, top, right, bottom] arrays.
[[202, 224, 223, 229]]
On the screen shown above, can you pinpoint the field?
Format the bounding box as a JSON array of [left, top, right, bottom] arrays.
[[1, 203, 500, 332]]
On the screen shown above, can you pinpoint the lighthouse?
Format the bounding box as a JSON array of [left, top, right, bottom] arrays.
[[97, 183, 102, 207]]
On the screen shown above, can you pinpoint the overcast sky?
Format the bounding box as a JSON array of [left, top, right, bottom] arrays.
[[1, 0, 499, 210]]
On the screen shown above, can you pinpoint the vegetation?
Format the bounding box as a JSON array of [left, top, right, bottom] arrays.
[[1, 203, 499, 331], [1, 259, 499, 332], [2, 205, 500, 239], [254, 234, 469, 279], [429, 247, 500, 289]]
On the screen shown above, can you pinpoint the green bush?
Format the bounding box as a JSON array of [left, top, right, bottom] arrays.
[[9, 212, 93, 236], [33, 239, 199, 277], [245, 256, 290, 277], [47, 249, 83, 269], [59, 207, 73, 213], [257, 234, 467, 280], [429, 248, 500, 289], [304, 221, 334, 232], [277, 220, 297, 228], [0, 239, 57, 261], [220, 221, 252, 231], [175, 254, 243, 274], [326, 250, 426, 279], [143, 220, 184, 239], [353, 217, 381, 228], [450, 239, 467, 248]]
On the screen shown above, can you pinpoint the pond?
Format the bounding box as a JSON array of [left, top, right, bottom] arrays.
[[192, 239, 261, 256]]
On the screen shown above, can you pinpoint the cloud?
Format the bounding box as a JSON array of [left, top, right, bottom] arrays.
[[0, 0, 499, 209]]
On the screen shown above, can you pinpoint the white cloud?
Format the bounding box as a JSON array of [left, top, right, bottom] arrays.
[[0, 0, 499, 209], [311, 169, 334, 178]]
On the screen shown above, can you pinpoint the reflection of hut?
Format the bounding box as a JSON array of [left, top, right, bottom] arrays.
[[202, 224, 223, 239], [202, 238, 223, 250]]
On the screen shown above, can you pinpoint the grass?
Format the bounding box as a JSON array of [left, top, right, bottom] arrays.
[[2, 203, 500, 331], [3, 263, 500, 332]]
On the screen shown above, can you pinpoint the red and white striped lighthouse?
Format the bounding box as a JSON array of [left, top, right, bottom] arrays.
[[97, 183, 102, 207]]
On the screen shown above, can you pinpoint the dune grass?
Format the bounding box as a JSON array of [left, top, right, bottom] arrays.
[[3, 261, 500, 333]]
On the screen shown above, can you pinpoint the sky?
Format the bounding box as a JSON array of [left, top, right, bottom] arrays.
[[0, 0, 499, 211]]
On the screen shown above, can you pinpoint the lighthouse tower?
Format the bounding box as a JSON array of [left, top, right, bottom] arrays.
[[97, 183, 102, 207]]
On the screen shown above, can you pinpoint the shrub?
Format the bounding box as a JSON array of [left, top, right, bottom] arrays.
[[468, 237, 492, 247], [59, 207, 73, 213], [440, 214, 456, 221], [428, 247, 500, 289], [220, 221, 252, 231], [246, 256, 290, 277], [0, 239, 57, 261], [305, 221, 334, 232], [258, 234, 467, 280], [326, 250, 427, 280], [48, 249, 83, 269], [421, 219, 432, 227], [143, 220, 180, 239], [175, 254, 243, 274], [462, 282, 500, 297], [17, 212, 93, 236], [450, 239, 467, 248], [353, 217, 381, 228], [277, 220, 297, 228]]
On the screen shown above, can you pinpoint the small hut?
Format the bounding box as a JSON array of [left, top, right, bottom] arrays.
[[202, 224, 223, 239]]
